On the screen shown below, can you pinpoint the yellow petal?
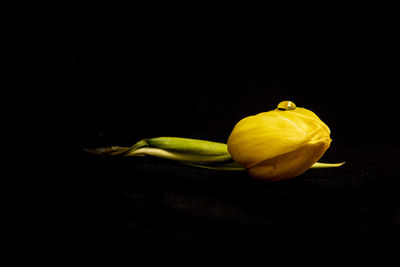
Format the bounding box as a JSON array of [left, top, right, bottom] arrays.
[[227, 101, 332, 181], [246, 137, 331, 181]]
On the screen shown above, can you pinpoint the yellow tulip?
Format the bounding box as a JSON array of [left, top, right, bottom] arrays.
[[227, 101, 332, 181], [87, 100, 342, 179]]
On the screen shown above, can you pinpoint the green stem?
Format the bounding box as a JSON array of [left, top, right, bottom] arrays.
[[85, 137, 344, 171], [126, 147, 232, 164]]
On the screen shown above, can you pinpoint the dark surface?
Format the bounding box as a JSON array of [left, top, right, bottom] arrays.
[[54, 143, 400, 252], [6, 10, 399, 255]]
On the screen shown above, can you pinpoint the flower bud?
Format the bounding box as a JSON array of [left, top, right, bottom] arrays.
[[227, 101, 332, 181]]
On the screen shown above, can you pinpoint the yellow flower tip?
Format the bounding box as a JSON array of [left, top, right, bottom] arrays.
[[227, 101, 332, 181]]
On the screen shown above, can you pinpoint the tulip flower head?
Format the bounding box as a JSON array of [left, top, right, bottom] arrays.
[[227, 101, 332, 181]]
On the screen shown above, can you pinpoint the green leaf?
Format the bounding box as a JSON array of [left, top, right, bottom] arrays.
[[183, 162, 246, 171], [310, 162, 345, 168]]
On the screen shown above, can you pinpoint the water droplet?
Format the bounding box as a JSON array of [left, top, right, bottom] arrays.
[[277, 101, 296, 111]]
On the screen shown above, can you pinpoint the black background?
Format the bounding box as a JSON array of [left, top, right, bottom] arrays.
[[6, 9, 399, 256], [52, 12, 397, 146]]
